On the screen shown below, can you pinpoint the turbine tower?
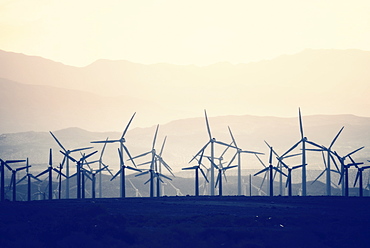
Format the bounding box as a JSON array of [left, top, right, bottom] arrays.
[[228, 126, 264, 195], [280, 108, 321, 196], [0, 159, 26, 201], [91, 112, 137, 198], [190, 110, 237, 196], [132, 125, 174, 197], [182, 150, 209, 196], [50, 131, 92, 199]]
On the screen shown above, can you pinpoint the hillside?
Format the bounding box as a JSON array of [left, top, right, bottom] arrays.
[[1, 49, 370, 133], [1, 196, 370, 248], [1, 114, 369, 173]]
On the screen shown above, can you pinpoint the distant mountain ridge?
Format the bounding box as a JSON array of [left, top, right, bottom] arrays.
[[1, 114, 369, 174], [1, 48, 370, 133]]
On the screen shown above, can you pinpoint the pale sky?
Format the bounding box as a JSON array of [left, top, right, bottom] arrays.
[[1, 0, 370, 67]]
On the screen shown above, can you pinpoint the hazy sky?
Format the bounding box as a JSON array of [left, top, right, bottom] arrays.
[[1, 0, 370, 66]]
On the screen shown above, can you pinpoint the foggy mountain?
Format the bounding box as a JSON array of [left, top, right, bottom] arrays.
[[1, 114, 369, 175], [0, 77, 182, 133], [1, 49, 370, 133]]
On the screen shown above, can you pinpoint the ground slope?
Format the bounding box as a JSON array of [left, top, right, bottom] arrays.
[[0, 196, 369, 248]]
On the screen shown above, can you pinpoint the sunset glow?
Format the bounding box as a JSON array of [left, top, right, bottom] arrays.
[[1, 0, 370, 66]]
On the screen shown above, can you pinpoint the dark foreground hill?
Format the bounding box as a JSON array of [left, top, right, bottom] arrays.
[[0, 196, 369, 248]]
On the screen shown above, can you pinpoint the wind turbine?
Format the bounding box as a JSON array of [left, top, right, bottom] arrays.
[[83, 164, 110, 199], [208, 157, 237, 196], [254, 153, 269, 195], [6, 161, 29, 201], [323, 127, 344, 195], [17, 158, 42, 201], [190, 110, 237, 196], [228, 126, 264, 195], [133, 125, 174, 197], [128, 178, 142, 197], [61, 150, 98, 199], [306, 127, 344, 195], [110, 147, 141, 197], [49, 131, 93, 199], [182, 150, 209, 196], [97, 137, 109, 198], [334, 147, 365, 196], [353, 162, 370, 197], [310, 151, 340, 194], [91, 112, 137, 198], [254, 146, 287, 196], [280, 108, 322, 196], [153, 136, 175, 197], [166, 180, 184, 196], [265, 141, 302, 196], [35, 149, 66, 200], [0, 159, 26, 201]]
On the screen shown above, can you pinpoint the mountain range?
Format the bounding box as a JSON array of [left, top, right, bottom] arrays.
[[1, 48, 370, 133]]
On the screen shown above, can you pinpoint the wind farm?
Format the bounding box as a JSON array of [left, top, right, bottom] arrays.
[[2, 90, 370, 248], [1, 0, 370, 245]]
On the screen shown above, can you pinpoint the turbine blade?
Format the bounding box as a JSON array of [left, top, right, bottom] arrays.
[[260, 172, 267, 189], [306, 140, 324, 150], [35, 169, 48, 178], [144, 177, 152, 185], [130, 151, 151, 160], [227, 152, 238, 168], [110, 169, 122, 181], [204, 109, 212, 140], [285, 171, 291, 188], [281, 140, 301, 158], [152, 124, 159, 150], [126, 166, 142, 172], [60, 151, 76, 162], [5, 159, 26, 164], [214, 140, 237, 149], [344, 146, 365, 159], [292, 164, 305, 170], [311, 169, 325, 185], [49, 131, 66, 152], [159, 136, 167, 157], [189, 141, 210, 163], [254, 167, 269, 176], [254, 154, 266, 168], [182, 166, 198, 170], [199, 168, 209, 183], [16, 175, 27, 184], [70, 146, 94, 153], [228, 126, 237, 147], [118, 148, 124, 166], [82, 150, 98, 161], [99, 137, 109, 160], [329, 152, 340, 172], [240, 150, 264, 155], [269, 147, 273, 165], [329, 126, 344, 149], [49, 148, 53, 166], [207, 157, 219, 170], [30, 174, 42, 182], [264, 140, 278, 157], [354, 171, 360, 187], [298, 107, 304, 139], [224, 165, 238, 170], [158, 173, 172, 181], [122, 112, 136, 139], [215, 171, 220, 188], [135, 170, 150, 177], [91, 139, 120, 144], [273, 167, 287, 177], [219, 141, 233, 158]]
